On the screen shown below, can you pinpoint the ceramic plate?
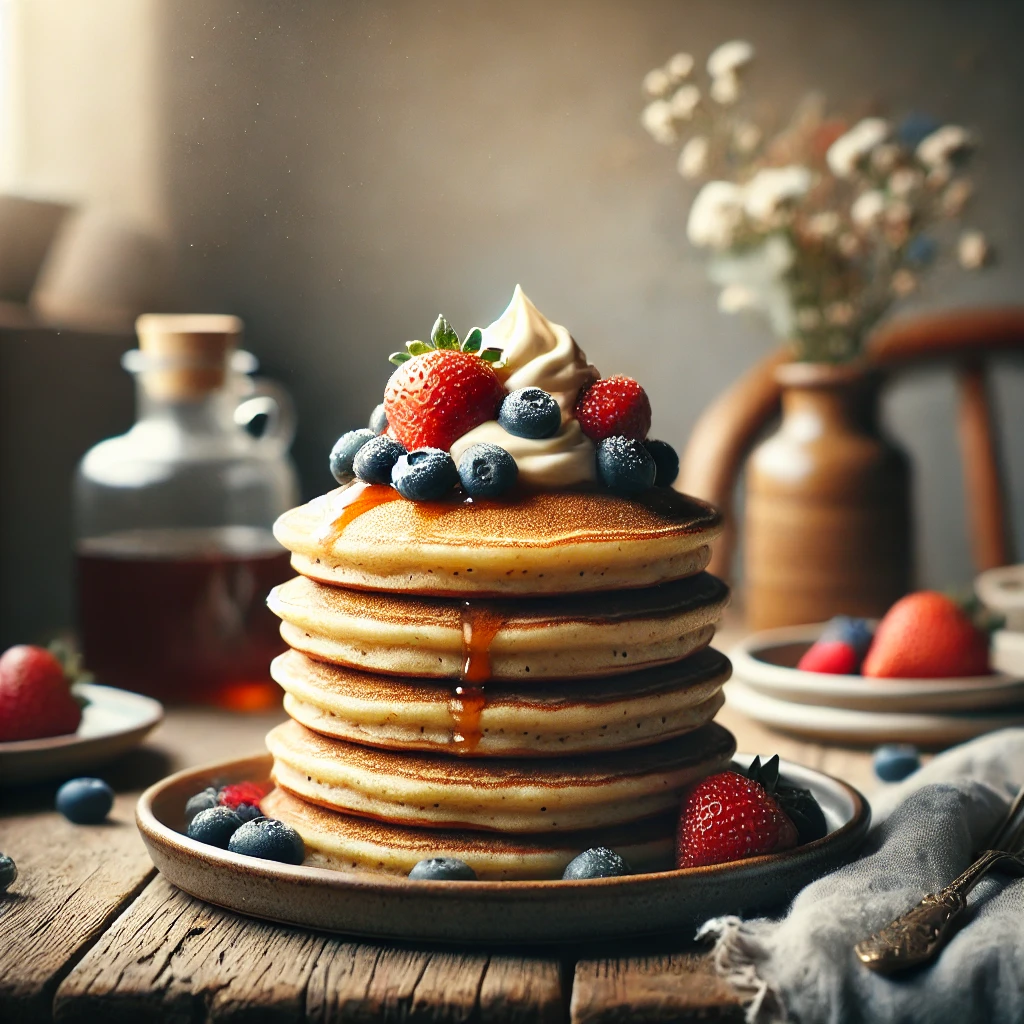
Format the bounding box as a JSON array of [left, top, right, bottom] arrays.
[[0, 682, 164, 784], [727, 680, 1024, 748], [730, 623, 1024, 713], [136, 752, 869, 945]]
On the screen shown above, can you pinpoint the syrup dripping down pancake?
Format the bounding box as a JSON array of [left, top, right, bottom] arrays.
[[267, 572, 729, 681], [274, 483, 722, 596], [266, 719, 736, 832], [271, 647, 731, 757]]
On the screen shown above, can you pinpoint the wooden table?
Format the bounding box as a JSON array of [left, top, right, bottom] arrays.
[[1, 695, 878, 1023]]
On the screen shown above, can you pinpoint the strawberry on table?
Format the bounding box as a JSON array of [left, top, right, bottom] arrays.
[[797, 616, 874, 675], [862, 591, 990, 678], [0, 645, 83, 742], [575, 376, 652, 442]]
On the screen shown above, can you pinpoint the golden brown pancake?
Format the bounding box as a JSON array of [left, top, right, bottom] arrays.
[[267, 572, 729, 680], [274, 482, 722, 596], [271, 647, 731, 756], [262, 787, 676, 879], [266, 719, 735, 832]]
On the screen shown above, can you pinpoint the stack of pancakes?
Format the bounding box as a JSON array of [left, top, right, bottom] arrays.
[[262, 483, 736, 879]]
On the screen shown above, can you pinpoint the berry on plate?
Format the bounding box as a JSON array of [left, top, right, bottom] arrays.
[[56, 777, 114, 825], [873, 743, 921, 782], [0, 644, 82, 742], [561, 847, 631, 880], [676, 760, 800, 868], [391, 448, 460, 501], [0, 853, 16, 892], [862, 591, 990, 678], [233, 803, 264, 824], [498, 387, 562, 440], [385, 317, 506, 451], [596, 436, 657, 495], [368, 403, 389, 435], [457, 443, 518, 498], [797, 616, 874, 675], [353, 435, 407, 485], [228, 817, 305, 864], [408, 857, 477, 881], [644, 440, 680, 487], [745, 755, 827, 846], [187, 806, 243, 848], [329, 428, 376, 484], [218, 781, 268, 811], [575, 376, 652, 442], [184, 786, 219, 825]]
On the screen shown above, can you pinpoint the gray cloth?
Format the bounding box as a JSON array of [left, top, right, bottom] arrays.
[[698, 728, 1024, 1024]]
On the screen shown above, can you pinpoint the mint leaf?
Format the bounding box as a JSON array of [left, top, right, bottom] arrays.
[[388, 351, 412, 365], [430, 315, 460, 350], [462, 327, 483, 353]]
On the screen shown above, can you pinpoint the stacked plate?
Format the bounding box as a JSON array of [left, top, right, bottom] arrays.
[[727, 623, 1024, 747]]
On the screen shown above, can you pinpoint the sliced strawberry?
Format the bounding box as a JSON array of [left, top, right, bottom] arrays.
[[797, 640, 860, 675], [0, 645, 82, 742], [217, 781, 268, 810], [575, 376, 652, 441]]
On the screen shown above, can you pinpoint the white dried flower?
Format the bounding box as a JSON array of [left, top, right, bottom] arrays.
[[926, 164, 953, 190], [718, 284, 758, 313], [942, 178, 973, 216], [826, 118, 890, 178], [851, 190, 886, 228], [669, 84, 701, 120], [707, 40, 754, 78], [666, 52, 695, 82], [917, 125, 972, 168], [677, 136, 710, 179], [687, 181, 746, 248], [710, 71, 741, 105], [643, 67, 673, 98], [806, 211, 841, 238], [838, 232, 861, 257], [826, 301, 855, 326], [892, 269, 918, 296], [743, 165, 812, 223], [796, 307, 822, 331], [958, 230, 989, 269], [732, 120, 762, 155], [870, 143, 901, 174], [641, 100, 677, 144], [889, 168, 922, 198]]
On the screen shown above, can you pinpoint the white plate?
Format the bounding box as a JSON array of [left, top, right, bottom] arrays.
[[730, 623, 1024, 713], [976, 564, 1024, 631], [0, 682, 164, 784], [993, 629, 1024, 676], [726, 680, 1024, 748]]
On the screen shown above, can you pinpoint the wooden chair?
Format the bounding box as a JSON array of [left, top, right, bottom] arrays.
[[680, 307, 1024, 582]]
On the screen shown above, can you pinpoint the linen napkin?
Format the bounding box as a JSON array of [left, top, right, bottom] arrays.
[[699, 728, 1024, 1024]]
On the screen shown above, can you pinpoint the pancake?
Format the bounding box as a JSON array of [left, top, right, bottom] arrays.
[[266, 719, 736, 832], [262, 787, 676, 879], [274, 482, 722, 596], [272, 647, 731, 757], [268, 572, 729, 681]]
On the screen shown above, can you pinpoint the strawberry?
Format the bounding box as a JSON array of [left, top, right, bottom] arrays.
[[797, 616, 874, 675], [575, 376, 652, 442], [676, 759, 800, 869], [384, 316, 506, 451], [217, 781, 268, 810], [862, 591, 990, 678], [0, 645, 82, 742]]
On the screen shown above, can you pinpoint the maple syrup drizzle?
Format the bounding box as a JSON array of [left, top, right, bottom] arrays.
[[315, 482, 401, 547], [450, 602, 506, 753]]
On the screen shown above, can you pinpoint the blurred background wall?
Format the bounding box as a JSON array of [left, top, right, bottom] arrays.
[[1, 0, 1022, 641]]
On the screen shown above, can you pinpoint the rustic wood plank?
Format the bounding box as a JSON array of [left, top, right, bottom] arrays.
[[56, 875, 565, 1023], [570, 953, 745, 1024]]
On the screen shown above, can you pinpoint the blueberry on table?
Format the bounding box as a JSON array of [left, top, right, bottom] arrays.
[[562, 847, 631, 880], [330, 428, 376, 484], [596, 436, 656, 495], [368, 403, 389, 435], [228, 818, 305, 864], [408, 857, 477, 881], [643, 439, 680, 487], [457, 443, 518, 498], [0, 853, 17, 892], [184, 786, 219, 826], [873, 744, 921, 782], [56, 777, 114, 824], [498, 387, 562, 439], [187, 806, 243, 848], [391, 448, 459, 500], [353, 435, 406, 485]]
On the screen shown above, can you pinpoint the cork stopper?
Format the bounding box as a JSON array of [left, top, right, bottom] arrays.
[[134, 314, 244, 399]]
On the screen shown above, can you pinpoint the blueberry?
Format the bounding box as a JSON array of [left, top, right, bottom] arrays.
[[184, 786, 219, 826], [562, 847, 631, 880], [498, 387, 562, 440], [233, 802, 264, 824], [644, 440, 679, 487], [408, 857, 477, 881], [329, 428, 376, 484], [820, 616, 874, 660], [187, 806, 243, 848], [0, 853, 17, 892], [56, 777, 114, 824], [873, 743, 921, 783], [391, 448, 459, 500], [596, 436, 656, 495], [228, 817, 305, 864], [353, 435, 406, 485], [457, 443, 518, 498], [368, 403, 389, 435]]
